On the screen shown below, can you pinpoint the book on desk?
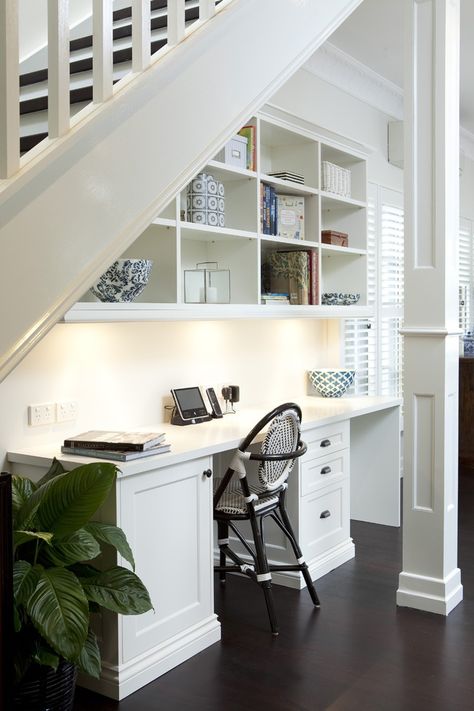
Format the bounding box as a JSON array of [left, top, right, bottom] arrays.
[[61, 430, 170, 461]]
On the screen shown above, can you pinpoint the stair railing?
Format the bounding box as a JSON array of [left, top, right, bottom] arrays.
[[0, 0, 222, 181]]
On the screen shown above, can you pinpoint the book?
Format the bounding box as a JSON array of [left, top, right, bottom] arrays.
[[61, 443, 171, 462], [277, 195, 305, 240], [238, 125, 256, 171], [63, 430, 166, 452], [268, 251, 309, 305], [305, 249, 319, 305]]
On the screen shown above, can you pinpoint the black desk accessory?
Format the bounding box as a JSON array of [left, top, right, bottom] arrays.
[[206, 387, 223, 418], [170, 387, 212, 425], [221, 385, 240, 414]]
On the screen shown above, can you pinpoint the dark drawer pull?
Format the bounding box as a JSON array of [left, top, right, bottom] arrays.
[[320, 510, 331, 519], [203, 469, 212, 478], [320, 439, 331, 448], [320, 466, 332, 475]]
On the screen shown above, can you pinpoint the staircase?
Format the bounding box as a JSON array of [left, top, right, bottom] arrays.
[[19, 0, 205, 154], [0, 0, 363, 383]]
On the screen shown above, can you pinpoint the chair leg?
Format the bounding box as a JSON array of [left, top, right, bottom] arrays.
[[277, 502, 320, 608], [249, 513, 279, 635], [217, 520, 228, 584]]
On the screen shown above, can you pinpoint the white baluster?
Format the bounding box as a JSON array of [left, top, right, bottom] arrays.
[[93, 0, 113, 103], [48, 0, 70, 138], [199, 0, 216, 21], [168, 0, 185, 47], [0, 0, 19, 177], [132, 0, 151, 72]]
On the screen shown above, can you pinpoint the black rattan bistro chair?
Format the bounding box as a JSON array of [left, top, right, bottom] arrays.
[[213, 402, 320, 635]]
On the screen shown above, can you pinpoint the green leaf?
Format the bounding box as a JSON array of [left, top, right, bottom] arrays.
[[13, 604, 22, 632], [77, 629, 101, 679], [14, 530, 53, 549], [33, 642, 60, 671], [13, 561, 41, 605], [43, 529, 100, 566], [37, 457, 66, 488], [26, 566, 89, 660], [84, 521, 135, 570], [35, 462, 117, 538], [11, 476, 36, 522], [80, 566, 153, 615]]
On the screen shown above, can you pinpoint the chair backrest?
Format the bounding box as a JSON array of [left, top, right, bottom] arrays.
[[257, 406, 301, 491]]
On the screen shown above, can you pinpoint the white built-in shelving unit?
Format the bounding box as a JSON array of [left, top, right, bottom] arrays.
[[64, 110, 370, 323]]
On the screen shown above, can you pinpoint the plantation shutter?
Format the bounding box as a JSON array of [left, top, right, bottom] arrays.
[[379, 189, 404, 400], [459, 217, 473, 333]]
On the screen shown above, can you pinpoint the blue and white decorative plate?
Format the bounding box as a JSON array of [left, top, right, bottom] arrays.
[[308, 369, 355, 398], [321, 293, 360, 306], [90, 259, 153, 303]]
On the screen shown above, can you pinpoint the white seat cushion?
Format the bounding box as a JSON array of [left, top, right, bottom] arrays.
[[213, 478, 279, 515]]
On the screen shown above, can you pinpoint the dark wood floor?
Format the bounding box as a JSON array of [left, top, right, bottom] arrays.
[[75, 473, 474, 711]]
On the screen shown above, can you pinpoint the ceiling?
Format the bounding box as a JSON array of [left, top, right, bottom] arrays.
[[329, 0, 474, 134]]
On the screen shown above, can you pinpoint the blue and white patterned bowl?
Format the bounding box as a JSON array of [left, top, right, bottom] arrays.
[[321, 292, 360, 306], [308, 368, 355, 398], [90, 259, 153, 303]]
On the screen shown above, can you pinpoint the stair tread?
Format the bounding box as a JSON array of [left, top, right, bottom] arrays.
[[20, 38, 167, 89], [69, 6, 199, 53]]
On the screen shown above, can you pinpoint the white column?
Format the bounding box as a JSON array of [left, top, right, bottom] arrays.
[[397, 0, 463, 615], [48, 0, 70, 138]]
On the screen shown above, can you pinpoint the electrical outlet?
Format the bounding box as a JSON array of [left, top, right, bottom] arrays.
[[56, 400, 78, 423], [28, 402, 56, 426]]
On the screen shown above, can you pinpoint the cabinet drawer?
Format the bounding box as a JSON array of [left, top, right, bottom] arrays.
[[300, 480, 350, 558], [300, 449, 349, 496], [303, 420, 349, 458]]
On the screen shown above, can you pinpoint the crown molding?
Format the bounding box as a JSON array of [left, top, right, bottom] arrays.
[[304, 42, 404, 120], [304, 42, 474, 162]]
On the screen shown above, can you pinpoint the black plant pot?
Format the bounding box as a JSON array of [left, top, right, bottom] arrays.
[[13, 659, 77, 711]]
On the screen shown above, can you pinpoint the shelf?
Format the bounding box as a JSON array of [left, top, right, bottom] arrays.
[[63, 302, 374, 323], [71, 111, 370, 325], [180, 222, 257, 242], [320, 192, 366, 209], [260, 173, 318, 196], [320, 243, 367, 256], [260, 235, 321, 250], [206, 160, 257, 181], [152, 217, 176, 227]]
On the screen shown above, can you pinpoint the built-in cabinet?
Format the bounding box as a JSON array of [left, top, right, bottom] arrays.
[[65, 111, 370, 322]]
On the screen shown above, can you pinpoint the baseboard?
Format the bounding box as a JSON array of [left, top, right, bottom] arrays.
[[397, 568, 463, 615], [78, 615, 221, 700]]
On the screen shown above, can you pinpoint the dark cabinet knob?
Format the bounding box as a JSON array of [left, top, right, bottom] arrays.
[[321, 466, 332, 475], [320, 510, 331, 519], [203, 468, 212, 478], [320, 439, 331, 448]]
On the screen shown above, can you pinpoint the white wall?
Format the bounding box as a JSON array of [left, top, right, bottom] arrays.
[[19, 0, 92, 62], [0, 319, 338, 466], [271, 68, 404, 193], [0, 68, 399, 468]]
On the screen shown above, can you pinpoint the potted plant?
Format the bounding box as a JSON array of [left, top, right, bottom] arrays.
[[11, 458, 152, 710]]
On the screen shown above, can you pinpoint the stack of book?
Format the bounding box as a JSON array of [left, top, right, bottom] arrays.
[[268, 170, 304, 185], [261, 188, 305, 240], [261, 292, 290, 305], [61, 431, 170, 462], [266, 249, 319, 305]]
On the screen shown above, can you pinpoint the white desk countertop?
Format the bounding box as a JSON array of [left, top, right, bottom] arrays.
[[8, 396, 401, 478]]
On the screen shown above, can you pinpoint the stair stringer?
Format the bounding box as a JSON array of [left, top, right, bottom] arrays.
[[0, 0, 362, 382]]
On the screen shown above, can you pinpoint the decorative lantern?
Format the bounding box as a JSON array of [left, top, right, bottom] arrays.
[[184, 262, 230, 304]]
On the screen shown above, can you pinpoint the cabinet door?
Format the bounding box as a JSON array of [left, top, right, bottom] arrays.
[[118, 457, 213, 662]]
